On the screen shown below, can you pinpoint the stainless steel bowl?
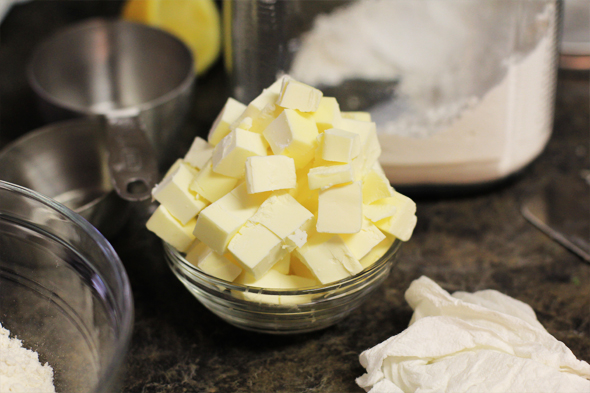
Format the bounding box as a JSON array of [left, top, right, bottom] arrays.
[[27, 18, 196, 200], [0, 118, 129, 238]]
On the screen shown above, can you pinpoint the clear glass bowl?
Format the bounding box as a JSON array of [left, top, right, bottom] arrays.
[[165, 238, 402, 334], [0, 181, 134, 392]]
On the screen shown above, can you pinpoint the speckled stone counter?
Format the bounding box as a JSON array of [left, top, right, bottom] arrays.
[[1, 2, 589, 392]]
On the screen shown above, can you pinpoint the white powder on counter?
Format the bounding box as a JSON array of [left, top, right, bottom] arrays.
[[357, 276, 590, 393], [0, 323, 56, 393]]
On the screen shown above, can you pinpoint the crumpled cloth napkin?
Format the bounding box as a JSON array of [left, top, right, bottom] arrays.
[[357, 276, 590, 393]]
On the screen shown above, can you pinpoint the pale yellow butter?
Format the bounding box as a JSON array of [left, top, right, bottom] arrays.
[[192, 203, 244, 255], [272, 252, 291, 275], [375, 191, 417, 242], [184, 136, 214, 170], [152, 162, 207, 225], [303, 96, 341, 132], [360, 235, 395, 268], [189, 160, 239, 202], [362, 169, 395, 205], [229, 77, 285, 132], [336, 117, 380, 175], [364, 198, 398, 222], [263, 109, 319, 168], [146, 205, 196, 252], [245, 155, 296, 194], [193, 182, 269, 254], [276, 77, 323, 112], [321, 128, 361, 163], [341, 111, 371, 122], [317, 181, 362, 234], [288, 164, 320, 213], [208, 97, 247, 146], [186, 242, 242, 282], [248, 192, 313, 240], [249, 103, 283, 134], [235, 269, 318, 305], [211, 128, 268, 178], [294, 233, 362, 284], [284, 228, 308, 251], [216, 182, 270, 222], [163, 158, 184, 179], [228, 222, 287, 279], [340, 217, 386, 260], [307, 164, 354, 190]]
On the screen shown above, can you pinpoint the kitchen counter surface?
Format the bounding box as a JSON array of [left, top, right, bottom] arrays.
[[1, 2, 589, 392]]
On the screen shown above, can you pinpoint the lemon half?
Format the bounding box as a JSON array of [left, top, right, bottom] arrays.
[[123, 0, 222, 75]]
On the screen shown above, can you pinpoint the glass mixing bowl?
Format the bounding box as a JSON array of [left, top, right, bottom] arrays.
[[0, 181, 134, 392], [165, 238, 402, 334]]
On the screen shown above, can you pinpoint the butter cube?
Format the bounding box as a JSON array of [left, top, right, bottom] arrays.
[[193, 203, 244, 255], [364, 198, 398, 222], [272, 252, 291, 275], [236, 269, 317, 305], [189, 160, 239, 202], [363, 125, 382, 173], [305, 96, 341, 132], [193, 182, 269, 254], [152, 162, 207, 224], [276, 77, 323, 112], [360, 235, 395, 268], [289, 165, 319, 213], [317, 181, 362, 234], [249, 103, 284, 134], [321, 128, 361, 163], [375, 191, 417, 242], [337, 117, 372, 148], [212, 128, 268, 178], [215, 182, 270, 222], [249, 192, 313, 240], [163, 158, 184, 179], [341, 111, 371, 122], [289, 254, 316, 279], [284, 228, 308, 251], [245, 155, 296, 194], [208, 97, 247, 146], [230, 77, 285, 132], [294, 233, 362, 284], [362, 169, 395, 205], [228, 222, 287, 279], [186, 242, 242, 282], [307, 164, 354, 190], [340, 218, 386, 260], [263, 109, 319, 168], [336, 117, 380, 175], [146, 205, 196, 252], [184, 136, 214, 170]]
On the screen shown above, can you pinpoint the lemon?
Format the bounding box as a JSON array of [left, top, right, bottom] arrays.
[[123, 0, 222, 75]]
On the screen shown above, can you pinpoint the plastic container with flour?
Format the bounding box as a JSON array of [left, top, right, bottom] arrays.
[[224, 0, 560, 188]]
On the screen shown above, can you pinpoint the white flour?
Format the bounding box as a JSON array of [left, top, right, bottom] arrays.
[[0, 323, 55, 393], [290, 0, 558, 185]]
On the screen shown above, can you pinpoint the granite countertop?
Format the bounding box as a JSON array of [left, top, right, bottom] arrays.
[[1, 2, 589, 392]]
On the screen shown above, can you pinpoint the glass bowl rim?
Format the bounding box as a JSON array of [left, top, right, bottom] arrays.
[[164, 237, 402, 296], [0, 180, 134, 391]]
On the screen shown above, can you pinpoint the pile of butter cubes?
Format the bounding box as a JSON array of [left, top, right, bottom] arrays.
[[146, 76, 417, 295]]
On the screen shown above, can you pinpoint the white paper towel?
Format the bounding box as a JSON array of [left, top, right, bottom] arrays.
[[357, 276, 590, 392]]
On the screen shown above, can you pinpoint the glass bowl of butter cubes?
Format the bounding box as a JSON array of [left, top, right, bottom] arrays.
[[148, 76, 417, 334]]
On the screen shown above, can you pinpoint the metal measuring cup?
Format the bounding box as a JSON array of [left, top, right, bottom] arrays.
[[27, 18, 195, 201]]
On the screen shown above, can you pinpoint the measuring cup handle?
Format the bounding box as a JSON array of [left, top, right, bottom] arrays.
[[105, 116, 158, 201]]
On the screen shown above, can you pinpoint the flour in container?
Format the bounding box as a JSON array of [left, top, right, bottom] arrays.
[[0, 323, 56, 393], [290, 0, 558, 185]]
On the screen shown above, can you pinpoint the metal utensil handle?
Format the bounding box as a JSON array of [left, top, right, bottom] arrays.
[[105, 116, 158, 201]]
